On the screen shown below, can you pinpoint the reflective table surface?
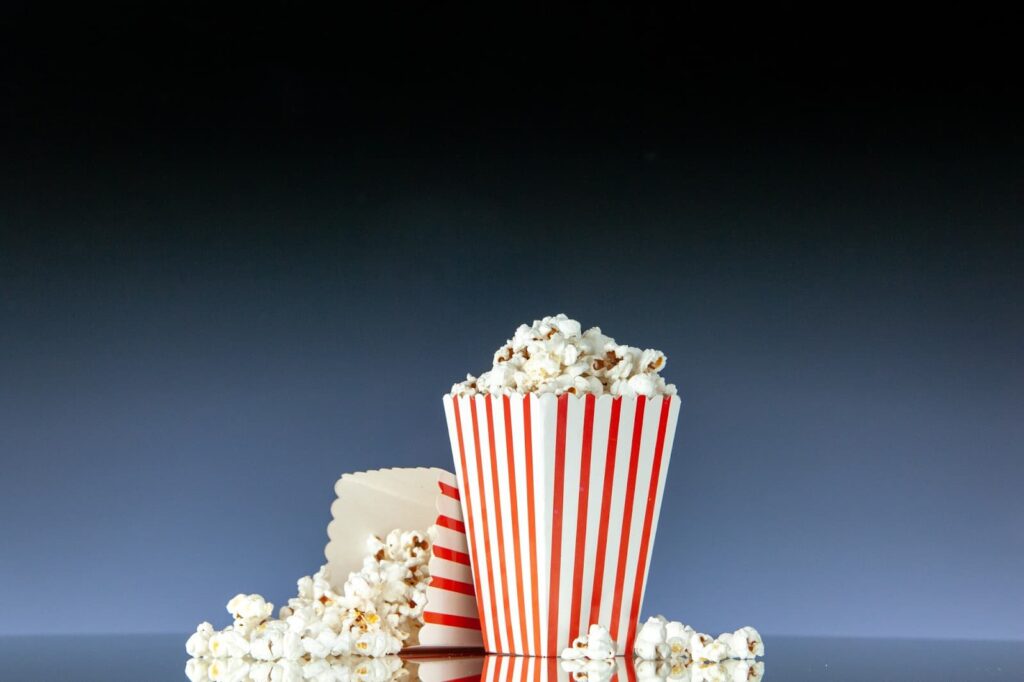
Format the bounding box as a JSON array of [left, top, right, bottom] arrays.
[[1, 634, 1020, 681]]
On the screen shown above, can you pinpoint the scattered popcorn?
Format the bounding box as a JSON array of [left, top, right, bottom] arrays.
[[560, 623, 617, 660], [690, 633, 728, 663], [209, 629, 251, 658], [187, 622, 215, 658], [665, 621, 695, 661], [451, 314, 677, 397], [720, 626, 763, 660], [634, 616, 671, 661], [187, 529, 432, 661], [633, 616, 763, 665]]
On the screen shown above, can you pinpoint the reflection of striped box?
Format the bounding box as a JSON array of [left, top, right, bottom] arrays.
[[443, 393, 682, 657], [420, 471, 485, 648], [481, 655, 635, 682]]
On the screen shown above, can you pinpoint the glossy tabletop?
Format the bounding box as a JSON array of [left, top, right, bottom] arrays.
[[0, 634, 1020, 681]]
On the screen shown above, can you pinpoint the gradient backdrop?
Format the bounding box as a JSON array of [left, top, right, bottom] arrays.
[[1, 7, 1021, 640]]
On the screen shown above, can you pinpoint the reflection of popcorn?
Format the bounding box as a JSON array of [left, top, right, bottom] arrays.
[[187, 529, 432, 661], [560, 657, 618, 682], [720, 659, 764, 682], [185, 657, 209, 682], [451, 314, 677, 397], [634, 659, 676, 682], [560, 623, 617, 660], [185, 656, 406, 682]]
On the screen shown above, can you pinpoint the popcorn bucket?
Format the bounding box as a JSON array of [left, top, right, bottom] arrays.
[[324, 467, 484, 650], [443, 393, 681, 657]]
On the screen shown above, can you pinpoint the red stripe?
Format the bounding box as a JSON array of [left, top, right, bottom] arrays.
[[482, 656, 498, 682], [430, 575, 477, 596], [566, 394, 596, 646], [546, 394, 569, 656], [470, 398, 504, 653], [503, 394, 529, 653], [438, 480, 461, 500], [625, 397, 673, 653], [432, 545, 472, 566], [435, 514, 467, 533], [422, 611, 482, 631], [589, 397, 621, 623], [485, 396, 515, 651], [624, 651, 638, 682], [609, 398, 646, 641], [450, 399, 490, 647], [523, 395, 542, 655]]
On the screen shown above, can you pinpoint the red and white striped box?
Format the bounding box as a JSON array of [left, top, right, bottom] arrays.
[[324, 467, 484, 650], [443, 393, 682, 657]]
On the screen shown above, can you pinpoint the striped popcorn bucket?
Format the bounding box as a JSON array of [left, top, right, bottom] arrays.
[[443, 393, 681, 657]]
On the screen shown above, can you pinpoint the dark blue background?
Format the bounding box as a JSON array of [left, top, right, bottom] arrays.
[[1, 6, 1021, 639]]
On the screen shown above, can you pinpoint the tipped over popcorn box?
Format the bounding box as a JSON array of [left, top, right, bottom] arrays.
[[443, 392, 681, 656], [325, 467, 484, 650]]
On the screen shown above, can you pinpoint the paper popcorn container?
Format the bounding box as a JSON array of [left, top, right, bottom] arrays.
[[443, 393, 682, 657], [324, 467, 484, 650]]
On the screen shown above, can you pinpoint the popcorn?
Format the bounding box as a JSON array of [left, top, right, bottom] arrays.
[[560, 623, 617, 660], [186, 622, 215, 658], [721, 627, 763, 659], [451, 314, 677, 397], [187, 528, 432, 662], [665, 621, 695, 661], [228, 594, 275, 621], [209, 629, 251, 658], [634, 616, 670, 660], [690, 633, 728, 663], [634, 617, 762, 665]]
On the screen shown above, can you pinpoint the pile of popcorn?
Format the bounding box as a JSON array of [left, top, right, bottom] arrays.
[[452, 314, 677, 397], [632, 617, 763, 664], [559, 620, 763, 682], [185, 529, 432, 678]]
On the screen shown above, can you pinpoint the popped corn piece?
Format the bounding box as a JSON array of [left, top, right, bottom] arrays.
[[634, 616, 670, 660], [690, 633, 728, 663], [722, 627, 763, 659], [560, 623, 616, 660], [186, 622, 214, 658], [208, 628, 250, 658]]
